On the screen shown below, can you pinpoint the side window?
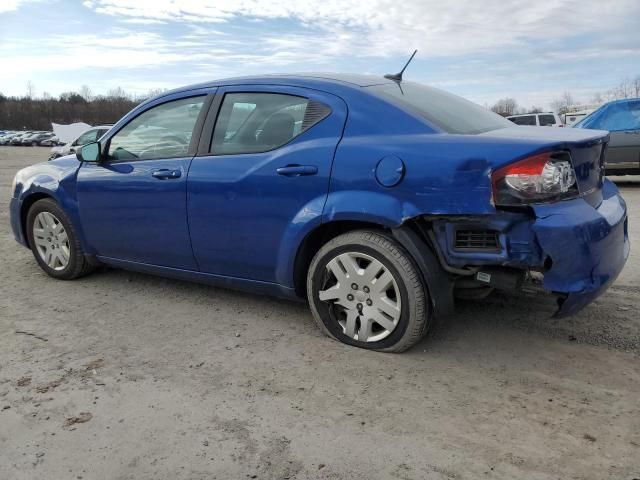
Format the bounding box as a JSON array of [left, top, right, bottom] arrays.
[[510, 115, 536, 126], [539, 114, 556, 126], [211, 92, 330, 155], [107, 96, 205, 161]]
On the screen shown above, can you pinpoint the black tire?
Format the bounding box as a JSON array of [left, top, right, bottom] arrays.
[[307, 230, 430, 353], [26, 198, 94, 280]]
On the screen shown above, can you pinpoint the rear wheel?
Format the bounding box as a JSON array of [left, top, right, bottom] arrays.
[[307, 230, 430, 352], [26, 198, 94, 280]]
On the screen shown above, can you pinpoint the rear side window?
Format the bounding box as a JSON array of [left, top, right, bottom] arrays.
[[510, 115, 536, 126], [368, 82, 512, 134], [107, 96, 205, 161], [538, 114, 556, 126], [211, 93, 330, 155]]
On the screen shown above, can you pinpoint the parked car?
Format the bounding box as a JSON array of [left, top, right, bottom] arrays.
[[507, 112, 564, 127], [10, 132, 35, 145], [573, 98, 640, 175], [49, 126, 112, 159], [39, 135, 61, 147], [9, 74, 629, 352], [0, 132, 16, 144], [21, 132, 55, 146]]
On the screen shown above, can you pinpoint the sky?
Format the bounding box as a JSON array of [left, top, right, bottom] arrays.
[[1, 0, 639, 110]]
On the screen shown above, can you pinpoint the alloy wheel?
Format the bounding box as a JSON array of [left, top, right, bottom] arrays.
[[318, 252, 402, 342], [32, 211, 70, 271]]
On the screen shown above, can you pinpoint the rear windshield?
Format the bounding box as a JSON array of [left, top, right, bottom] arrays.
[[368, 82, 512, 134]]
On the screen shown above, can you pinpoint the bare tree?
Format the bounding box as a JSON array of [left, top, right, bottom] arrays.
[[491, 97, 518, 116], [550, 91, 575, 114], [79, 85, 93, 101], [529, 106, 544, 113], [107, 86, 129, 100], [0, 89, 139, 130], [26, 81, 36, 99]]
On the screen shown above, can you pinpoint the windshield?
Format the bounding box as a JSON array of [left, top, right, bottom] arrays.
[[368, 82, 512, 134], [574, 99, 640, 131]]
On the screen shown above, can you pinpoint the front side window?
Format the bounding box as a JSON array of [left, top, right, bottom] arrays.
[[538, 114, 556, 126], [211, 93, 330, 155], [107, 96, 205, 161]]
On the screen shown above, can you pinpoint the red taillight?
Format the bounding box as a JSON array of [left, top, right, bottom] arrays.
[[492, 151, 578, 205]]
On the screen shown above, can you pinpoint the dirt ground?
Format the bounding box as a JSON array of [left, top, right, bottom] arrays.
[[0, 146, 639, 480]]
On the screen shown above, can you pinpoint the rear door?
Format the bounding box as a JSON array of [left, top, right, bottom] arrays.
[[187, 85, 347, 283], [77, 94, 211, 269]]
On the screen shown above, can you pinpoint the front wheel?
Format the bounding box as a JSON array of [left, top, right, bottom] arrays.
[[307, 230, 430, 352], [26, 198, 94, 280]]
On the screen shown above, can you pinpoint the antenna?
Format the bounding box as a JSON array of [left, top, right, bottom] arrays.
[[384, 50, 417, 82]]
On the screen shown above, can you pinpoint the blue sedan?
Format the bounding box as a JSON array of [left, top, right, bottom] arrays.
[[9, 74, 629, 352]]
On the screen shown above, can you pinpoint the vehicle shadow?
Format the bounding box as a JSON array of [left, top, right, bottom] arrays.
[[426, 288, 639, 354], [94, 266, 639, 355]]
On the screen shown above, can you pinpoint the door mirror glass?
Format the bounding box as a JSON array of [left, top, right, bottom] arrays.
[[77, 141, 101, 162]]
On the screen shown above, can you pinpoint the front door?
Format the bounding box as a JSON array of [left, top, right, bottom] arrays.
[[187, 86, 347, 283], [607, 129, 640, 170], [77, 94, 209, 269]]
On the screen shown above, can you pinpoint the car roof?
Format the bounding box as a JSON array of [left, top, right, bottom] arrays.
[[163, 73, 395, 97], [507, 112, 555, 118], [598, 97, 639, 108]]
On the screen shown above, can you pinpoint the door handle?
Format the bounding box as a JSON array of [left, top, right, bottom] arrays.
[[151, 169, 181, 179], [276, 165, 318, 176]]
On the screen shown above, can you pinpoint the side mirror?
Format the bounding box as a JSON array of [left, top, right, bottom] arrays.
[[77, 141, 102, 162]]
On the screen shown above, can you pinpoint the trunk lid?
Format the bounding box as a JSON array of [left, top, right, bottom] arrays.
[[480, 126, 609, 207]]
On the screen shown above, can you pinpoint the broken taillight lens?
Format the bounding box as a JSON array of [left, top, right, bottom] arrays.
[[492, 152, 578, 205]]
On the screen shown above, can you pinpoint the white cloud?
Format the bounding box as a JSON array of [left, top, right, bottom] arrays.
[[2, 0, 639, 108], [82, 0, 640, 58], [0, 0, 36, 14]]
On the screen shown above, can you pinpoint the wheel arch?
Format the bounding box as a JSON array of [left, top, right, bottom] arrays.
[[292, 220, 388, 297], [293, 217, 455, 318], [20, 192, 55, 249]]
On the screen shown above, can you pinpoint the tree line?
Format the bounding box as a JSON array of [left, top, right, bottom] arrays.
[[490, 75, 640, 117], [0, 85, 165, 131]]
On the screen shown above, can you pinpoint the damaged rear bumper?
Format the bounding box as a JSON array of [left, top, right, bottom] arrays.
[[427, 179, 629, 317], [531, 179, 629, 317]]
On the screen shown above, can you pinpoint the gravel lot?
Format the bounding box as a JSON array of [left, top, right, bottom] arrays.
[[1, 146, 639, 480]]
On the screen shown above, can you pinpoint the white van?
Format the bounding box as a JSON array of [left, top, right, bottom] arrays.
[[563, 110, 596, 127], [506, 113, 564, 127]]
